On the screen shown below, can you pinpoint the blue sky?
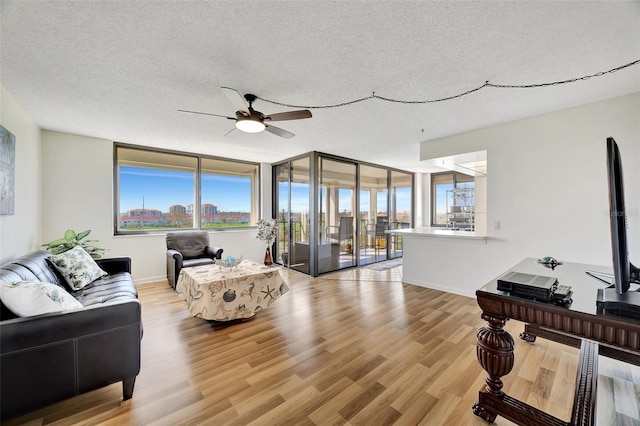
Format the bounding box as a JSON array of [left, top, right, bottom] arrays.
[[121, 165, 412, 215], [119, 166, 251, 213]]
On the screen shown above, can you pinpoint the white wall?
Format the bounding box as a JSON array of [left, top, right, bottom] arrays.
[[407, 93, 640, 297], [0, 84, 42, 263], [41, 130, 272, 283]]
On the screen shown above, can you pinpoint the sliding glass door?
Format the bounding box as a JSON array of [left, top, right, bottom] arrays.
[[389, 171, 413, 258], [275, 156, 311, 274], [318, 157, 356, 273], [273, 152, 414, 276], [359, 164, 388, 265], [275, 163, 290, 267]]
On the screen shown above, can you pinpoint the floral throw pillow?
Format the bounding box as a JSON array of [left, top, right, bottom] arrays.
[[48, 246, 107, 290], [0, 281, 83, 317]]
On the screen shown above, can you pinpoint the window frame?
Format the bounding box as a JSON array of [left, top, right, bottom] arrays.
[[114, 143, 260, 235], [430, 171, 474, 227]]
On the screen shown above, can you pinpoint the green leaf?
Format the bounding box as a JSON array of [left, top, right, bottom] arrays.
[[76, 230, 91, 241], [43, 238, 67, 248], [42, 228, 106, 258], [64, 229, 77, 241]]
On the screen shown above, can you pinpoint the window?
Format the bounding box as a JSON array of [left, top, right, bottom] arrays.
[[200, 157, 259, 229], [115, 144, 259, 233], [390, 170, 412, 226], [431, 172, 474, 227]]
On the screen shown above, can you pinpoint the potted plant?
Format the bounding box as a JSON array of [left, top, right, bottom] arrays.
[[42, 229, 107, 259]]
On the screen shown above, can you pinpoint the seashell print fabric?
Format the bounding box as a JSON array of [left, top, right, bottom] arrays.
[[176, 260, 289, 321]]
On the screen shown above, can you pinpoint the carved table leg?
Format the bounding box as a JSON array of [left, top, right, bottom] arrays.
[[519, 324, 537, 343], [519, 331, 537, 343], [472, 401, 498, 423], [473, 312, 515, 422]]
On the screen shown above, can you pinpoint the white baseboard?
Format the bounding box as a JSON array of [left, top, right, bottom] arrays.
[[401, 276, 476, 299], [134, 275, 168, 285]]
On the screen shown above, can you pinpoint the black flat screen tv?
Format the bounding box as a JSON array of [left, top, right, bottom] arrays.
[[594, 137, 640, 318]]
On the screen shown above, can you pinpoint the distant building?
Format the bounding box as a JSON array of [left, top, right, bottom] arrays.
[[127, 208, 162, 217], [169, 205, 186, 215], [202, 215, 221, 225], [120, 208, 165, 227], [202, 203, 218, 215], [186, 204, 218, 216], [201, 213, 250, 225]]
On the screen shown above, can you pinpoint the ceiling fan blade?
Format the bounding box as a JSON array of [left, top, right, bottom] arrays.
[[264, 110, 312, 122], [265, 124, 294, 139], [178, 109, 234, 120], [221, 87, 250, 116]]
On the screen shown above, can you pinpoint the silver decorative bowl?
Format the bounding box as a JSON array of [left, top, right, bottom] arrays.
[[219, 256, 242, 271]]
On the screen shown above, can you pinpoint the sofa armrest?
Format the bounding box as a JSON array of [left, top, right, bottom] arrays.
[[206, 246, 224, 259], [166, 250, 183, 289], [167, 249, 183, 260], [1, 299, 141, 353], [1, 300, 142, 419], [96, 257, 132, 275]]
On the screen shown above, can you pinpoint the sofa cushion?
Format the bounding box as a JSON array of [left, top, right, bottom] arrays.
[[0, 251, 63, 287], [48, 246, 107, 290], [0, 281, 83, 317], [166, 231, 209, 259], [182, 258, 216, 268], [72, 272, 138, 307]]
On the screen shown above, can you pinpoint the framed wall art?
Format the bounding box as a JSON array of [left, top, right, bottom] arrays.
[[1, 125, 16, 215]]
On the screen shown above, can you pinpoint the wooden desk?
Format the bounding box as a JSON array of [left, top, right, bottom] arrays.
[[474, 258, 640, 426]]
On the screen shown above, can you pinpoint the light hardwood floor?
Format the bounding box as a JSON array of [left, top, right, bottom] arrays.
[[5, 263, 640, 425]]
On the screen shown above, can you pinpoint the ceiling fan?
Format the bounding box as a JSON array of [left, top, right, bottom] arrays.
[[178, 87, 312, 139]]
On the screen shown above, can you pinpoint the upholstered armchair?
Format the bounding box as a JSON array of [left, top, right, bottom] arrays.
[[166, 231, 223, 289]]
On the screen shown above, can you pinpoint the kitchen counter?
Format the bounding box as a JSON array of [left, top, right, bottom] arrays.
[[386, 226, 487, 241]]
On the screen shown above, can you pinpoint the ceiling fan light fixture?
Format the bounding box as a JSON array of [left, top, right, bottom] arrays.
[[235, 116, 265, 133], [180, 88, 310, 138]]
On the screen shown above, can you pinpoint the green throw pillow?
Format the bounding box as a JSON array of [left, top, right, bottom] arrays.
[[48, 246, 107, 290]]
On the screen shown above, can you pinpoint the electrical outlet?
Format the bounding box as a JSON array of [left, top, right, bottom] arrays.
[[493, 220, 501, 230]]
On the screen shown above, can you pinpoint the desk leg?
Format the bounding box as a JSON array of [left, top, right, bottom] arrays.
[[519, 324, 538, 343], [473, 313, 515, 422]]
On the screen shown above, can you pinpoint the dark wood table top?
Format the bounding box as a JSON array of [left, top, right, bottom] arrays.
[[478, 257, 640, 326]]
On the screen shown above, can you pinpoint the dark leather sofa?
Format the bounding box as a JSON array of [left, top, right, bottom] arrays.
[[166, 231, 223, 289], [0, 251, 142, 421]]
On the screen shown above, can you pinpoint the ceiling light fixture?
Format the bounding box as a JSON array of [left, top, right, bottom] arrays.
[[235, 114, 265, 133]]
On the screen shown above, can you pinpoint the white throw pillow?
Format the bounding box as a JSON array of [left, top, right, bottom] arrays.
[[0, 281, 83, 317], [48, 246, 107, 290]]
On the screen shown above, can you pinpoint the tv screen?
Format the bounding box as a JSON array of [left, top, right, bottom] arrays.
[[595, 137, 640, 319], [607, 137, 632, 293]]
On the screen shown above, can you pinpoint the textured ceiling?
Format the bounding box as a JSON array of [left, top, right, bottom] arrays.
[[1, 1, 639, 172]]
